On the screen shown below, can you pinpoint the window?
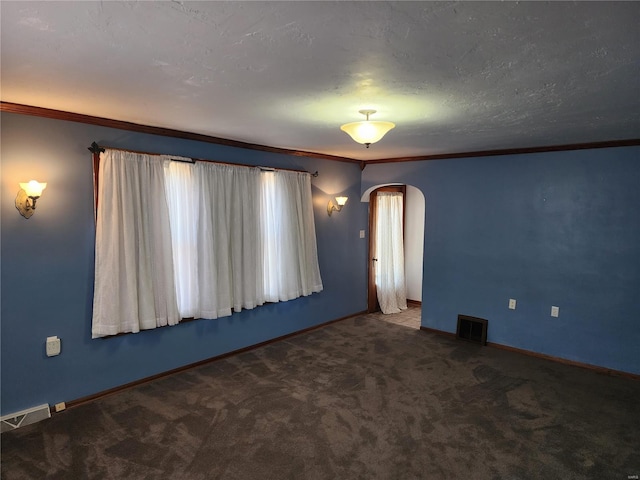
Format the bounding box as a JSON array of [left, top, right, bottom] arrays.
[[92, 149, 323, 338]]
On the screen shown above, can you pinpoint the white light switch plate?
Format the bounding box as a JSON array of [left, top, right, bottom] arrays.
[[46, 336, 61, 357], [551, 306, 559, 317], [359, 230, 365, 239]]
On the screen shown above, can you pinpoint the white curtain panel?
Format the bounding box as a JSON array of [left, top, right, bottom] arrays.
[[195, 163, 264, 318], [164, 161, 199, 318], [287, 171, 324, 297], [375, 192, 407, 314], [261, 170, 283, 301], [92, 150, 180, 338], [261, 170, 323, 302]]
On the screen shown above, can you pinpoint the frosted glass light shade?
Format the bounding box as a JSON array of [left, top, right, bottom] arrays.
[[340, 120, 395, 145], [327, 196, 349, 216], [341, 109, 395, 147], [20, 180, 47, 198], [16, 180, 47, 218]]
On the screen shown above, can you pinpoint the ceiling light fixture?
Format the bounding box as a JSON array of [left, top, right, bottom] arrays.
[[340, 109, 395, 148]]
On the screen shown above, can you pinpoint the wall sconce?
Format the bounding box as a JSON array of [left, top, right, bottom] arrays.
[[328, 196, 348, 216], [340, 109, 395, 148], [15, 180, 47, 219]]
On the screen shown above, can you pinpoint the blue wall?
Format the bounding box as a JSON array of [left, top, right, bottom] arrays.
[[363, 147, 640, 375], [3, 111, 638, 416], [0, 112, 368, 415]]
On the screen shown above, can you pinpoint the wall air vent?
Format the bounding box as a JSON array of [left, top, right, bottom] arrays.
[[456, 315, 488, 345]]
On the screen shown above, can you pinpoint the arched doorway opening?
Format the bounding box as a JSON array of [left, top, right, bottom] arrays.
[[361, 184, 426, 326]]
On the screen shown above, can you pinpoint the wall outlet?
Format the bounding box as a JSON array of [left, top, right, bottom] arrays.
[[508, 298, 516, 310], [46, 336, 61, 357], [551, 306, 559, 317], [359, 230, 365, 239], [54, 402, 66, 413]]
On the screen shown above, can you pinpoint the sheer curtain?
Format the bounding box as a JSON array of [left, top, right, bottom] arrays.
[[195, 163, 264, 318], [261, 170, 323, 301], [93, 150, 323, 336], [164, 161, 199, 318], [92, 150, 180, 338], [375, 192, 407, 314]]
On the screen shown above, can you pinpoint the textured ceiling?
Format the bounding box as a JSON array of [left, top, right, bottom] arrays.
[[1, 1, 639, 160]]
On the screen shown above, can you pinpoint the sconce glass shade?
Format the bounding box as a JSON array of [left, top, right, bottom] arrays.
[[19, 180, 47, 198], [340, 110, 395, 147], [328, 196, 348, 216], [16, 180, 47, 219]]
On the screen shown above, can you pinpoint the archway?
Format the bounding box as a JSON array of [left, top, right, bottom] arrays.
[[361, 183, 426, 320]]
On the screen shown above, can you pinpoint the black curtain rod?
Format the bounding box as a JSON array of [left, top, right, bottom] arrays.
[[88, 142, 318, 177]]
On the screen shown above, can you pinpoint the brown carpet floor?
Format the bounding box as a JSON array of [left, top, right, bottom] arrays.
[[2, 309, 639, 479]]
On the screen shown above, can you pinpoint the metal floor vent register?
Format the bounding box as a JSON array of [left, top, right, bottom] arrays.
[[456, 315, 488, 345], [1, 404, 51, 433]]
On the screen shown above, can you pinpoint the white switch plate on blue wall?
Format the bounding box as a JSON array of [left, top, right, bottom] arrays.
[[46, 336, 61, 357]]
